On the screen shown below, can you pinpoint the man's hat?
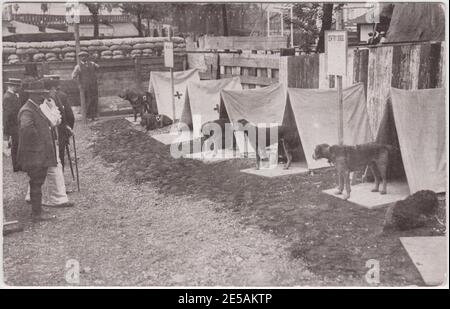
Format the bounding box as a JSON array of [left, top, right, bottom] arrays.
[[24, 89, 50, 94], [4, 78, 22, 86], [78, 51, 89, 57]]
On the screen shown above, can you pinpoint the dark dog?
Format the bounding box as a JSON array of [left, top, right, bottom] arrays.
[[313, 143, 392, 200], [201, 118, 236, 155], [119, 89, 157, 122], [236, 119, 301, 170], [384, 190, 439, 231], [140, 113, 158, 131], [156, 114, 173, 128], [141, 113, 173, 131]]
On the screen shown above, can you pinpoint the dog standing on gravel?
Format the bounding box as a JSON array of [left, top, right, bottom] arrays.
[[236, 119, 300, 170], [118, 89, 157, 122], [313, 143, 392, 200]]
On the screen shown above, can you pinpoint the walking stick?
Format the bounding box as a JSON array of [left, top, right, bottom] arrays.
[[66, 144, 75, 181], [72, 135, 80, 192]]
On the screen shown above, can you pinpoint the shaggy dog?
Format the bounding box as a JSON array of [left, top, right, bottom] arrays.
[[236, 119, 301, 170], [384, 190, 439, 231], [313, 143, 392, 200], [119, 89, 157, 122]]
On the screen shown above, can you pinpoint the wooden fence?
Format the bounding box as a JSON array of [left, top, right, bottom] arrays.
[[2, 55, 187, 109], [199, 35, 288, 51], [197, 53, 280, 88], [279, 42, 446, 134]]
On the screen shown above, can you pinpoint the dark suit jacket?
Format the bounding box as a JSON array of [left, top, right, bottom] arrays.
[[17, 99, 57, 170], [2, 91, 21, 137], [56, 90, 75, 129], [53, 90, 75, 147]]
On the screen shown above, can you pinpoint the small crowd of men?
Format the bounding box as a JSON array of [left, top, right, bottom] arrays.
[[367, 31, 386, 45], [3, 51, 99, 222]]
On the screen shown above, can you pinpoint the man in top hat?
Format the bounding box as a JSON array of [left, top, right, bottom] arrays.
[[17, 87, 58, 222], [71, 51, 100, 121], [3, 78, 23, 172]]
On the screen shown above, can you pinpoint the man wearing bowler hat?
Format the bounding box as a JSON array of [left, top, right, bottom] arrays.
[[71, 51, 100, 121], [17, 87, 58, 222], [3, 78, 23, 172]]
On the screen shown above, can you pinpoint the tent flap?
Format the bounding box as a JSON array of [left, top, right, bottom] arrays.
[[390, 87, 446, 194], [181, 77, 242, 136], [221, 83, 287, 126], [288, 83, 373, 169], [149, 69, 200, 120]]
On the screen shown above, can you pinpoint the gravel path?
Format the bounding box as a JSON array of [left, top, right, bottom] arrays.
[[3, 117, 445, 286], [2, 118, 318, 286]]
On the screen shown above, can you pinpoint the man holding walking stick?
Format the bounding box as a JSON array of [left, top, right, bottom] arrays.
[[24, 79, 76, 207]]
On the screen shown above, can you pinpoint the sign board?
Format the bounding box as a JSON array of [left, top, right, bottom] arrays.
[[325, 30, 348, 76], [164, 41, 174, 68]]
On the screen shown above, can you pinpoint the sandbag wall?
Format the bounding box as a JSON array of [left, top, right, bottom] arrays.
[[2, 37, 186, 64]]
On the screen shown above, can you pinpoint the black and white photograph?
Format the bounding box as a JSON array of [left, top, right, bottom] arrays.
[[1, 0, 448, 291]]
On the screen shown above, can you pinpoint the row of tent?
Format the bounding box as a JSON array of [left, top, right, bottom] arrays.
[[148, 69, 446, 195]]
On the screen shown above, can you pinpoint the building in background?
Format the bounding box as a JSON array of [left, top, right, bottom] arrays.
[[2, 2, 138, 40]]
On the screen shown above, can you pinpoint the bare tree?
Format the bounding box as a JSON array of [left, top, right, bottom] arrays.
[[221, 4, 229, 36], [83, 3, 102, 38], [317, 3, 333, 53], [120, 3, 167, 37], [288, 3, 333, 52]]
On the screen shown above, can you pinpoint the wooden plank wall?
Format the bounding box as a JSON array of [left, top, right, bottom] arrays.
[[273, 42, 445, 136], [366, 45, 394, 134], [362, 42, 445, 134], [217, 54, 280, 88], [285, 54, 320, 88], [2, 55, 186, 106], [201, 35, 288, 51]]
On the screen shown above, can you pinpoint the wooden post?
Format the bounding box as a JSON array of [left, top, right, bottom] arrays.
[[182, 55, 187, 71], [280, 10, 284, 37], [336, 7, 344, 145], [290, 6, 294, 48], [169, 27, 176, 122], [74, 23, 87, 124], [134, 57, 142, 90], [337, 75, 343, 144], [170, 68, 175, 121]]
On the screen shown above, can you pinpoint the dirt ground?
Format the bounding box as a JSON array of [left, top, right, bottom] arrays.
[[2, 117, 446, 286]]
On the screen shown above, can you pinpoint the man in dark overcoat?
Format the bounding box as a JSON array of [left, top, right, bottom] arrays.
[[17, 88, 58, 222], [3, 78, 23, 172]]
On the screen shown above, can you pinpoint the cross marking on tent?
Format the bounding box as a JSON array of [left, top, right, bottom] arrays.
[[174, 91, 183, 99]]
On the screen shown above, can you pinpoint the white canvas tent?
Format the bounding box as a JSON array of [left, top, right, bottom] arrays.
[[287, 83, 374, 170], [180, 77, 242, 137], [389, 87, 446, 194], [221, 83, 287, 126], [221, 83, 287, 170], [148, 69, 200, 121]]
